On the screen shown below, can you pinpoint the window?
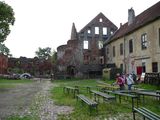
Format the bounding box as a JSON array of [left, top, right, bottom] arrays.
[[87, 29, 91, 34], [159, 28, 160, 46], [98, 41, 103, 49], [99, 18, 103, 22], [141, 33, 147, 50], [142, 62, 146, 72], [106, 47, 109, 54], [120, 43, 123, 55], [120, 64, 123, 71], [83, 55, 90, 64], [113, 46, 115, 57], [152, 62, 158, 72], [95, 27, 99, 34], [129, 39, 133, 53], [83, 40, 88, 49], [103, 27, 107, 35], [100, 56, 104, 64]]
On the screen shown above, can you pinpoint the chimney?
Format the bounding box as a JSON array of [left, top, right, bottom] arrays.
[[128, 8, 135, 25]]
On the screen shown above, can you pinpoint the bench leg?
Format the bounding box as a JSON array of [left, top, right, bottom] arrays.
[[89, 106, 92, 115], [143, 116, 145, 120], [94, 94, 97, 102], [133, 111, 136, 120], [119, 95, 121, 103], [132, 98, 134, 111], [96, 105, 98, 115]]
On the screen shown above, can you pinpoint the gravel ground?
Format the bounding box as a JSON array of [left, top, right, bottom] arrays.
[[0, 79, 73, 120], [0, 79, 140, 120]]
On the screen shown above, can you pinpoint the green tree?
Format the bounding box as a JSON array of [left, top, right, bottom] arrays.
[[50, 50, 57, 63], [35, 47, 52, 60], [0, 1, 15, 42], [0, 43, 12, 56]]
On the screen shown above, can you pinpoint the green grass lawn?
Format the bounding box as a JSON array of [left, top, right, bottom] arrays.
[[0, 79, 33, 89], [51, 79, 160, 120]]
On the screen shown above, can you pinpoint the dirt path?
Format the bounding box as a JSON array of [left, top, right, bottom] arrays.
[[0, 79, 73, 120]]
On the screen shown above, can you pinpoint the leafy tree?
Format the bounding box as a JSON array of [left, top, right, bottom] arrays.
[[50, 50, 57, 63], [0, 1, 15, 42], [35, 47, 52, 60], [0, 43, 12, 56]]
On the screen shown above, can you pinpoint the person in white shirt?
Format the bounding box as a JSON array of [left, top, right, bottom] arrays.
[[126, 74, 134, 90]]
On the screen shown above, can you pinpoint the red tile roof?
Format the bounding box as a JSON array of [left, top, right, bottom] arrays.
[[106, 1, 160, 44]]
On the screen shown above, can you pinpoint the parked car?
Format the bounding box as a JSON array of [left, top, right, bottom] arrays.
[[20, 73, 32, 79]]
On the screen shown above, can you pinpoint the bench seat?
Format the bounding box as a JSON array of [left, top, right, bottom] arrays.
[[77, 94, 98, 115], [133, 107, 160, 120]]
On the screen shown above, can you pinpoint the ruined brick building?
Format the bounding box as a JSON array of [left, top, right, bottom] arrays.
[[8, 57, 53, 77], [56, 13, 117, 78], [0, 54, 8, 74]]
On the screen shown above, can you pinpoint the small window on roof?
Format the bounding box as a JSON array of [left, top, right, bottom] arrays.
[[87, 29, 91, 34], [99, 18, 103, 22]]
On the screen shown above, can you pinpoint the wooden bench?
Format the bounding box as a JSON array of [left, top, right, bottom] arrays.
[[156, 90, 160, 100], [97, 84, 119, 91], [90, 90, 115, 102], [63, 86, 79, 98], [135, 91, 160, 105], [104, 90, 138, 110], [133, 107, 160, 120], [77, 94, 98, 115]]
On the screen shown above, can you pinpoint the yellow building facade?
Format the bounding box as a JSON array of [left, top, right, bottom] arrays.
[[104, 2, 160, 75]]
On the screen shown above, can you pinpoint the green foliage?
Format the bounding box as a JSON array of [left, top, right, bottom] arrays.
[[0, 1, 15, 42], [50, 50, 57, 63], [0, 43, 12, 56], [8, 67, 24, 74], [136, 83, 160, 90], [35, 47, 52, 60]]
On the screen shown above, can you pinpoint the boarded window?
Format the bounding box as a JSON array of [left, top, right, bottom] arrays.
[[120, 64, 123, 72], [129, 39, 133, 53], [83, 40, 88, 49], [120, 43, 123, 55], [152, 62, 158, 72], [113, 46, 115, 57]]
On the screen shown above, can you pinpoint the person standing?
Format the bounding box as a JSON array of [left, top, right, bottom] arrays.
[[126, 74, 134, 90]]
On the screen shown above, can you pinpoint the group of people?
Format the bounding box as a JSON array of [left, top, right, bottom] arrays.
[[114, 73, 136, 90]]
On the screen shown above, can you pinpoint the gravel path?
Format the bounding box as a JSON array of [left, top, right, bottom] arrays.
[[0, 79, 73, 120]]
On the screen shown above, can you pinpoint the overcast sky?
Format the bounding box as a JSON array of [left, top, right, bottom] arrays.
[[3, 0, 159, 58]]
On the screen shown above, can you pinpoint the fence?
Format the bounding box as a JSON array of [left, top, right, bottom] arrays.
[[144, 73, 160, 86]]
